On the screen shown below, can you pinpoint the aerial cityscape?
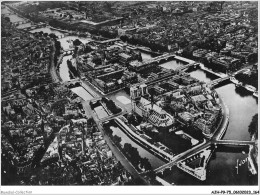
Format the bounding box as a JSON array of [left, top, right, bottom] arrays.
[[1, 1, 258, 187]]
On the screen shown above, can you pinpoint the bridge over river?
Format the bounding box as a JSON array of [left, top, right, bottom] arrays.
[[63, 78, 99, 98], [142, 53, 176, 66], [149, 94, 255, 184], [153, 138, 255, 177], [207, 76, 230, 87], [212, 140, 255, 147]]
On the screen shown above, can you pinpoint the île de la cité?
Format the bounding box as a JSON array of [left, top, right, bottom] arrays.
[[1, 1, 258, 189]]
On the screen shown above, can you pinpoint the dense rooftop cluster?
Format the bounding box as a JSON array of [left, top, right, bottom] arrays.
[[159, 80, 222, 137], [1, 1, 258, 186], [1, 18, 68, 184], [1, 17, 134, 185], [118, 2, 257, 72], [130, 71, 221, 141], [14, 1, 257, 74], [32, 119, 134, 185]]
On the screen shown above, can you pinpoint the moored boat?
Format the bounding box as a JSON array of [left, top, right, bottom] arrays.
[[245, 84, 256, 92]]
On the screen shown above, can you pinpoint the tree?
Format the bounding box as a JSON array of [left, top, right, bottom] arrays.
[[55, 40, 61, 55], [120, 35, 128, 42], [138, 52, 143, 62], [49, 33, 57, 39], [4, 17, 10, 22], [248, 114, 258, 138], [101, 97, 107, 103], [73, 39, 82, 47], [112, 135, 122, 147], [140, 157, 152, 171], [87, 117, 95, 127]]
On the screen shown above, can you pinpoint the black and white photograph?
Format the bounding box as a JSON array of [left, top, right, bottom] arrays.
[[1, 1, 259, 194]]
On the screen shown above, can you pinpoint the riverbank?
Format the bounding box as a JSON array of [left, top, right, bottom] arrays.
[[7, 6, 256, 185], [212, 98, 230, 141], [49, 40, 62, 83], [56, 46, 148, 183], [80, 100, 148, 184]]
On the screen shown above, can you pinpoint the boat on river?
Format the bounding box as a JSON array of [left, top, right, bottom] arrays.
[[253, 91, 258, 98], [230, 77, 239, 84], [235, 82, 243, 88], [244, 84, 256, 92]]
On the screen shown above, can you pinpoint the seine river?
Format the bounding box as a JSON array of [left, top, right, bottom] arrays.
[[189, 69, 258, 141], [175, 68, 258, 185], [5, 8, 257, 185]]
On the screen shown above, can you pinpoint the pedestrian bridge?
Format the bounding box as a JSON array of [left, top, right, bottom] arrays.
[[153, 139, 254, 174], [153, 141, 211, 174], [143, 53, 176, 65], [207, 76, 230, 87], [93, 38, 120, 45], [212, 140, 255, 147]]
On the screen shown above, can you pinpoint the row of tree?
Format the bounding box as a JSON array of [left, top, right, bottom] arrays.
[[248, 114, 258, 138], [101, 97, 121, 114], [67, 59, 80, 78], [103, 121, 152, 172], [235, 71, 258, 89]]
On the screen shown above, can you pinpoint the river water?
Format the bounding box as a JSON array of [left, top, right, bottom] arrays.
[[17, 23, 31, 29], [189, 69, 258, 141], [56, 35, 165, 169], [71, 87, 94, 101], [1, 7, 11, 14], [59, 55, 72, 81], [141, 52, 152, 60], [8, 14, 24, 23], [2, 7, 32, 29], [9, 12, 257, 184], [2, 7, 25, 23], [160, 59, 186, 70]]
